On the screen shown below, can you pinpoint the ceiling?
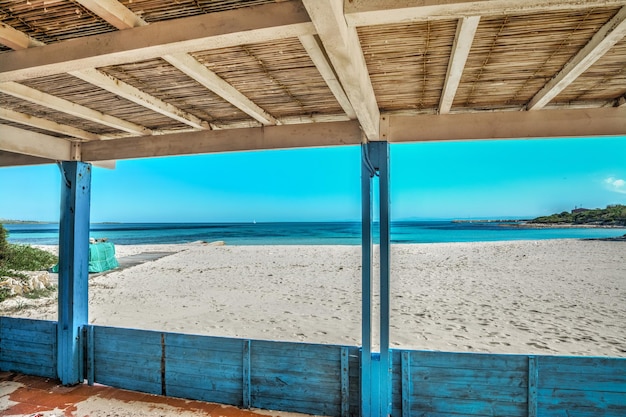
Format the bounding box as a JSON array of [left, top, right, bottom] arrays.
[[1, 0, 625, 167]]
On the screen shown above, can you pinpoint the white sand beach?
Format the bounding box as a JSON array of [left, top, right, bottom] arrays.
[[2, 239, 625, 357]]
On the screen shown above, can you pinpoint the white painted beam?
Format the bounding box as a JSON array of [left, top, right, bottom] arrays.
[[73, 0, 147, 30], [387, 107, 626, 142], [303, 0, 380, 140], [0, 2, 315, 83], [0, 22, 45, 50], [0, 123, 72, 160], [299, 35, 357, 119], [527, 6, 626, 110], [345, 0, 626, 26], [0, 81, 151, 135], [439, 16, 480, 114], [2, 19, 209, 131], [162, 53, 278, 125], [81, 120, 363, 161], [68, 68, 210, 129], [72, 1, 216, 129], [0, 107, 99, 141]]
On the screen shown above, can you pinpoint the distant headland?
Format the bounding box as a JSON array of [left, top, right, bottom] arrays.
[[528, 204, 626, 227]]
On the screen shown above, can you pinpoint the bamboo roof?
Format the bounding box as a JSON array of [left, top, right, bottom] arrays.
[[1, 0, 625, 166]]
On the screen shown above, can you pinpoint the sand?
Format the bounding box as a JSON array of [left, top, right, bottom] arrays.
[[2, 239, 625, 357]]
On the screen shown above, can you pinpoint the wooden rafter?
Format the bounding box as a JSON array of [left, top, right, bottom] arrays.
[[0, 81, 151, 135], [0, 124, 72, 161], [527, 6, 626, 110], [0, 107, 99, 141], [345, 0, 626, 26], [75, 0, 282, 126], [0, 2, 315, 83], [161, 53, 278, 125], [68, 68, 210, 129], [298, 35, 356, 119], [0, 22, 45, 50], [303, 0, 379, 140], [439, 16, 480, 114], [1, 19, 211, 131], [73, 0, 147, 30]]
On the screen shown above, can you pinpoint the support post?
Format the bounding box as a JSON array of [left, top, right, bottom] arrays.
[[377, 142, 391, 417], [361, 142, 391, 417], [361, 144, 374, 417], [57, 161, 91, 385]]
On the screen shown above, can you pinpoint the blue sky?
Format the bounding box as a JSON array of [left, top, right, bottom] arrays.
[[1, 137, 625, 223]]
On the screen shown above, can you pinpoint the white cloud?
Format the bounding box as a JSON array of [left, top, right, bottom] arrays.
[[604, 177, 626, 194]]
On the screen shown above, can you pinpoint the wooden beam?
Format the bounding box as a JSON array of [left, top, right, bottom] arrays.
[[81, 120, 362, 161], [439, 16, 480, 114], [387, 107, 626, 142], [73, 0, 147, 30], [68, 68, 210, 129], [162, 53, 278, 125], [0, 107, 99, 141], [345, 0, 626, 26], [1, 19, 210, 131], [0, 2, 315, 83], [0, 81, 151, 135], [303, 0, 380, 140], [527, 6, 626, 110], [0, 124, 72, 160], [72, 1, 216, 129], [299, 35, 357, 119], [0, 22, 45, 49], [0, 150, 53, 167]]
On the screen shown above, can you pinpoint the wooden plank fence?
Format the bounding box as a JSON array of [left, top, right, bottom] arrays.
[[0, 317, 57, 378], [393, 349, 626, 417], [1, 318, 625, 417], [87, 325, 360, 416]]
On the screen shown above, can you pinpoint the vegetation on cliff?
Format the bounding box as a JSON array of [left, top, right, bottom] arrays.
[[531, 205, 626, 226]]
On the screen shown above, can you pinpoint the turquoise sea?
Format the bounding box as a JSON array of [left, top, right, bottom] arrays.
[[4, 221, 626, 246]]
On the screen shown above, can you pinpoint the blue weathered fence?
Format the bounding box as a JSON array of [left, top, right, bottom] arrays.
[[0, 317, 57, 378], [87, 325, 360, 416], [393, 350, 626, 417], [1, 318, 625, 417]]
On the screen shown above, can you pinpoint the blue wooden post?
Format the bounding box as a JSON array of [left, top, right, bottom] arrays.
[[57, 161, 91, 385], [377, 141, 391, 417], [361, 144, 374, 416], [361, 142, 391, 417]]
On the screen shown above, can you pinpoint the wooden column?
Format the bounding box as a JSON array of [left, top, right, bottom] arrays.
[[57, 161, 91, 385], [361, 142, 391, 416]]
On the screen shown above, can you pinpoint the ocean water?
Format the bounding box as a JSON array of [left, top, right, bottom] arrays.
[[4, 221, 626, 246]]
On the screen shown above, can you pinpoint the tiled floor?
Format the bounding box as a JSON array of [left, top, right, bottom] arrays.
[[0, 372, 312, 417]]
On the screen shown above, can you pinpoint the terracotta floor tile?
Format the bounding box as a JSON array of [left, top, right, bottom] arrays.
[[0, 372, 314, 417]]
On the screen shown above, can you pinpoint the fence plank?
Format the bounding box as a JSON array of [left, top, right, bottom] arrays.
[[243, 339, 251, 409], [401, 351, 411, 417], [250, 340, 344, 416], [0, 318, 57, 378], [92, 326, 162, 395], [528, 356, 538, 417], [537, 356, 626, 416]]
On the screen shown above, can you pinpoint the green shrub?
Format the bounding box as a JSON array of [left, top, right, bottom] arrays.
[[0, 223, 58, 302]]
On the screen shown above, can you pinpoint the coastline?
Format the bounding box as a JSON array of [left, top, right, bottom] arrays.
[[2, 239, 625, 357], [504, 222, 626, 229]]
